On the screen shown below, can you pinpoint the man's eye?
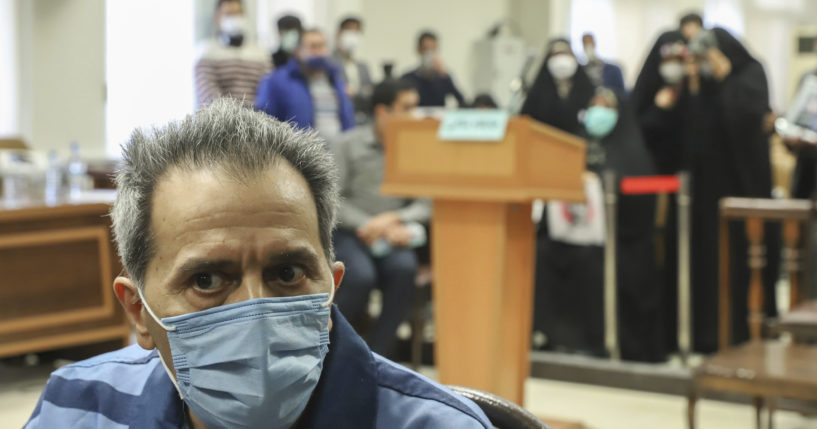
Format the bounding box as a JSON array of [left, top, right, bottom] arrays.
[[267, 265, 306, 285], [193, 272, 225, 291]]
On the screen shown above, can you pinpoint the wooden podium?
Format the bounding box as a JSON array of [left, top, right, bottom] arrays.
[[382, 116, 585, 404]]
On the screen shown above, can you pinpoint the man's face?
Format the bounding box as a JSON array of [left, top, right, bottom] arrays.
[[297, 31, 329, 60], [340, 21, 361, 34], [681, 22, 702, 41], [130, 161, 343, 375], [375, 90, 419, 136], [216, 0, 244, 32], [418, 38, 438, 56]]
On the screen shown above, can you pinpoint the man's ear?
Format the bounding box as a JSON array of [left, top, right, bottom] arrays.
[[331, 261, 345, 293], [113, 277, 156, 350]]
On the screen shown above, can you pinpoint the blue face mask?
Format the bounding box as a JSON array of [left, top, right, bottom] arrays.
[[139, 288, 334, 429], [584, 105, 619, 139], [304, 55, 330, 71]]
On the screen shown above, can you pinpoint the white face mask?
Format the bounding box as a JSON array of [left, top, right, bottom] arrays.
[[421, 50, 435, 70], [547, 54, 578, 80], [659, 61, 685, 85], [339, 30, 360, 54], [220, 15, 248, 36], [280, 29, 299, 53], [584, 45, 597, 60]]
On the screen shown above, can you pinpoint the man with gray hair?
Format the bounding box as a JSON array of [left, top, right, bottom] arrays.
[[24, 99, 490, 428]]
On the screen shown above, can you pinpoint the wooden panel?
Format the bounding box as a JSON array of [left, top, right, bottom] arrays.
[[0, 202, 128, 358], [0, 226, 114, 333], [432, 200, 534, 404], [382, 117, 586, 203], [395, 128, 517, 178], [525, 121, 586, 199]]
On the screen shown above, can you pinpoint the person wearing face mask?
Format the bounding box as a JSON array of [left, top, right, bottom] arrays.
[[581, 33, 626, 92], [23, 99, 492, 429], [533, 87, 663, 361], [193, 0, 270, 109], [632, 33, 688, 175], [632, 13, 780, 354], [331, 79, 430, 357], [332, 16, 374, 124], [680, 12, 780, 354], [271, 14, 302, 69], [631, 33, 690, 356], [256, 29, 355, 142], [521, 38, 595, 136], [401, 31, 466, 107]]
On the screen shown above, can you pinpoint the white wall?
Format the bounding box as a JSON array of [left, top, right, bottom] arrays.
[[19, 0, 106, 159], [0, 0, 20, 137], [10, 0, 815, 161], [352, 0, 509, 100]]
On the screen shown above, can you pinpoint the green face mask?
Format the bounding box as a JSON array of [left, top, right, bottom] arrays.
[[584, 105, 619, 139]]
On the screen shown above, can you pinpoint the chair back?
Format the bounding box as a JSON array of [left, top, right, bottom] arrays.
[[448, 385, 550, 429]]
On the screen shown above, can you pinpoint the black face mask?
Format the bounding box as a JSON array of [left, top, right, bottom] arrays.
[[221, 33, 244, 48]]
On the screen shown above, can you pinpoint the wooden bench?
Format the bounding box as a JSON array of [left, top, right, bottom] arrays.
[[688, 197, 817, 429]]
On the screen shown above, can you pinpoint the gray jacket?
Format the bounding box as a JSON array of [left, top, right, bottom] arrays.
[[331, 125, 431, 229]]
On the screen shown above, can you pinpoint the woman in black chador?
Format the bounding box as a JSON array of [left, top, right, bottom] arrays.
[[634, 20, 779, 353], [521, 38, 595, 135], [525, 50, 664, 361]]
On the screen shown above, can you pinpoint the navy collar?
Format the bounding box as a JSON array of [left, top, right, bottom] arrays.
[[296, 307, 379, 428], [139, 306, 379, 428]]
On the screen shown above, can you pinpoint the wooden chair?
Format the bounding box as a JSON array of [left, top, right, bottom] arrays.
[[688, 198, 817, 429]]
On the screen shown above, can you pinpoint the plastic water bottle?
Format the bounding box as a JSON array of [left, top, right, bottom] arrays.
[[67, 142, 87, 201], [2, 161, 21, 207], [44, 150, 62, 205], [2, 154, 30, 208], [370, 222, 428, 258]]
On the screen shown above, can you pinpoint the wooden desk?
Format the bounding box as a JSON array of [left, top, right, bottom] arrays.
[[0, 201, 130, 357]]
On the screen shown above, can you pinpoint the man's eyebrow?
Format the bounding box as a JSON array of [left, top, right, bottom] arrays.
[[173, 259, 238, 278], [264, 247, 322, 265]]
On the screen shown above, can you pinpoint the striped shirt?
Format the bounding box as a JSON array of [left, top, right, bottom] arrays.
[[194, 40, 271, 109], [310, 73, 342, 141], [24, 308, 491, 428]]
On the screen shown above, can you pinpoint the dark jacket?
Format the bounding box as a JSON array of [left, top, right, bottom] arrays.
[[255, 59, 355, 132], [401, 69, 466, 107]]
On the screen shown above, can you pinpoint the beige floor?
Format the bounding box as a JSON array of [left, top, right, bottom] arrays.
[[4, 361, 817, 429]]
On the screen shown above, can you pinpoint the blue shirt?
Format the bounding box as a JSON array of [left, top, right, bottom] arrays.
[[25, 308, 491, 428], [255, 59, 356, 133]]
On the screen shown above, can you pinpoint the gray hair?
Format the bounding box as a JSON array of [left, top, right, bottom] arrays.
[[111, 98, 339, 289]]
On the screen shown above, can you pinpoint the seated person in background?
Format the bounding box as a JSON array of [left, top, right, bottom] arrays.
[[471, 93, 498, 109], [256, 28, 355, 142], [24, 99, 490, 429], [331, 79, 430, 358], [271, 14, 302, 68], [194, 0, 270, 108], [332, 16, 374, 124], [402, 31, 466, 107]]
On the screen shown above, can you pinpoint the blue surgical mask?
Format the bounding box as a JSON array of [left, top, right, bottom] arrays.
[[584, 105, 619, 139], [138, 287, 334, 429], [304, 55, 330, 71]]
